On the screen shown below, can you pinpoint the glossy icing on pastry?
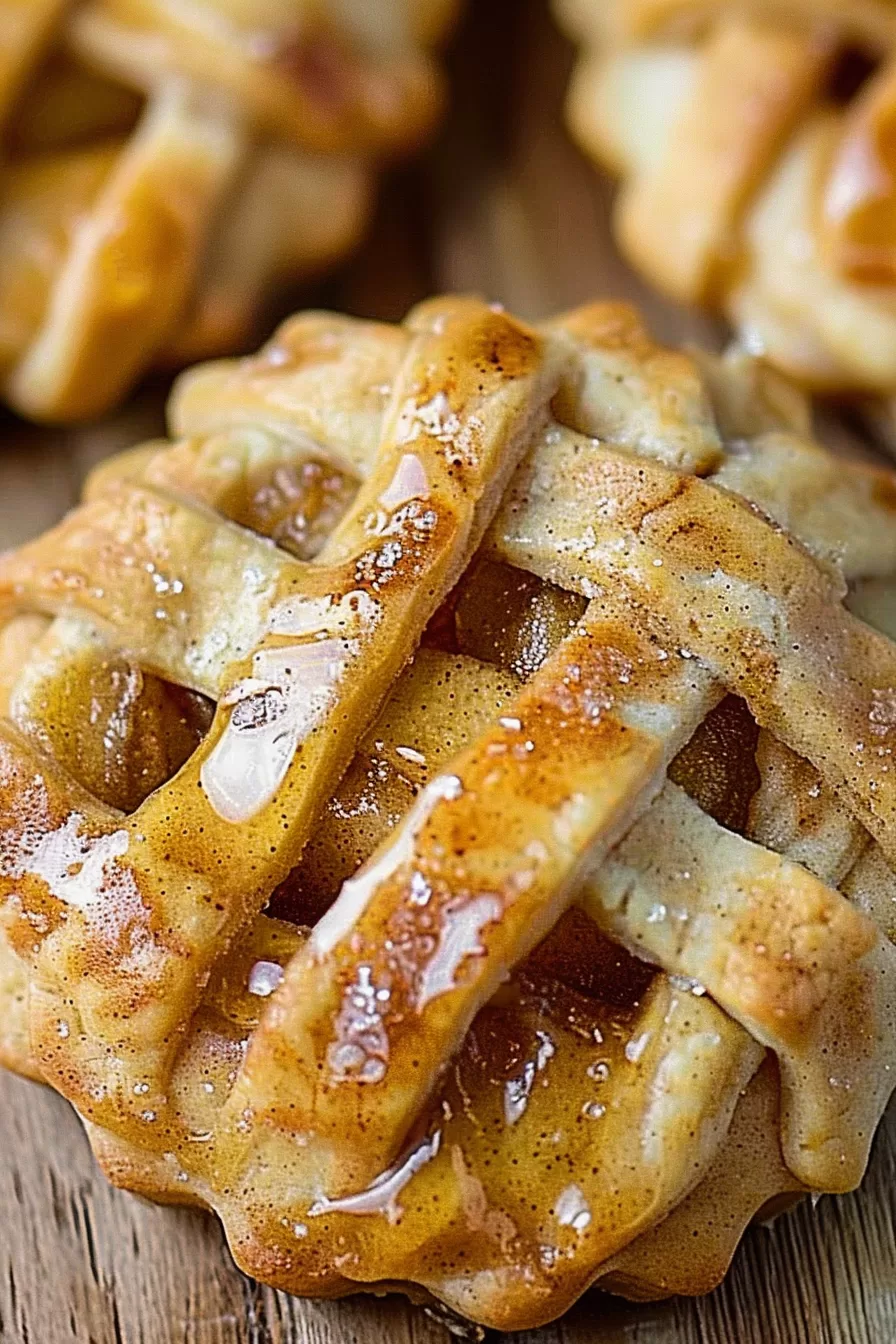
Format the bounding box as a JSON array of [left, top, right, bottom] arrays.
[[1, 297, 895, 1331]]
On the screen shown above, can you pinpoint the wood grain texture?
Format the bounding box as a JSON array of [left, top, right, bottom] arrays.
[[0, 2, 894, 1340]]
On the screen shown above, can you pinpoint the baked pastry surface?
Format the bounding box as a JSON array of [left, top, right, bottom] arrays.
[[1, 296, 896, 1331], [557, 0, 896, 426], [0, 0, 454, 422]]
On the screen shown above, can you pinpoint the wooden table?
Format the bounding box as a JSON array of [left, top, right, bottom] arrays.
[[1, 3, 894, 1340]]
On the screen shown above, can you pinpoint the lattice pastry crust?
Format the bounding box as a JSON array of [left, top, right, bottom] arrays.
[[2, 297, 896, 1332], [556, 0, 896, 431], [0, 0, 454, 423]]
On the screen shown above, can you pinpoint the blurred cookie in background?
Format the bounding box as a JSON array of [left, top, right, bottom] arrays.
[[556, 0, 896, 447], [0, 0, 457, 422]]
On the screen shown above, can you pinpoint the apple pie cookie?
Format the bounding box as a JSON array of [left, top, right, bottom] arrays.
[[0, 0, 455, 422], [1, 297, 895, 1332], [556, 0, 896, 438]]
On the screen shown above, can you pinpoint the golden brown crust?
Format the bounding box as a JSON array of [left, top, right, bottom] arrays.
[[559, 0, 896, 403], [2, 298, 895, 1331], [0, 0, 452, 422]]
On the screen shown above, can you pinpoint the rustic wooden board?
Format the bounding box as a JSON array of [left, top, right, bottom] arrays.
[[0, 2, 894, 1341]]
